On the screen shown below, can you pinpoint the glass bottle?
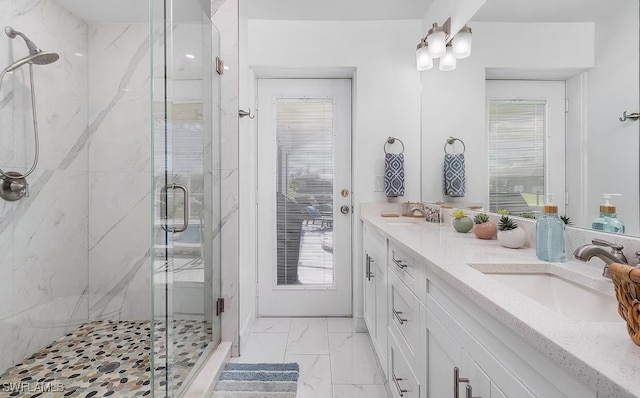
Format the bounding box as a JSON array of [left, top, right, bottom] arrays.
[[536, 204, 566, 262]]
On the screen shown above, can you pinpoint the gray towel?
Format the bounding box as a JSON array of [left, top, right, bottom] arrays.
[[384, 153, 405, 197], [444, 153, 465, 197]]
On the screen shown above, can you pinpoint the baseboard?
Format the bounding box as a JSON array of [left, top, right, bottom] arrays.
[[354, 315, 367, 333]]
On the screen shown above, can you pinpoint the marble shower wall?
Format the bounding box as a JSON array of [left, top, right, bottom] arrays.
[[0, 0, 89, 372], [87, 23, 152, 321]]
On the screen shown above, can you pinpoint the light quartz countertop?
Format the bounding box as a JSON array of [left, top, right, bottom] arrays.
[[361, 206, 640, 398]]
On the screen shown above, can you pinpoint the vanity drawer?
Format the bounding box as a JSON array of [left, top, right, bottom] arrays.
[[388, 329, 420, 398], [388, 242, 418, 293], [389, 270, 420, 358]]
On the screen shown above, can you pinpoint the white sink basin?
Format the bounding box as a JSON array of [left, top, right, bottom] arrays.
[[383, 218, 421, 226], [476, 268, 622, 322]]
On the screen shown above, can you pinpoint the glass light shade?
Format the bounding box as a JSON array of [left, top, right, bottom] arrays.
[[452, 26, 472, 59], [439, 45, 457, 71], [416, 43, 433, 71], [427, 25, 446, 58]]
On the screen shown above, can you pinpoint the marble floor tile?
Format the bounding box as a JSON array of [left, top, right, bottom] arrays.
[[235, 332, 288, 363], [329, 332, 384, 385], [327, 317, 356, 333], [252, 317, 292, 333], [285, 354, 332, 398], [286, 318, 329, 355], [333, 384, 390, 398]]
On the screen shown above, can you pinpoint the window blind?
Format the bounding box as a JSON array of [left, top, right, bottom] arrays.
[[488, 100, 546, 214]]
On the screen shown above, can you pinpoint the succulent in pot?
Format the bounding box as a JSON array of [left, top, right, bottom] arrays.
[[451, 209, 473, 233], [472, 213, 497, 240], [497, 214, 527, 249]]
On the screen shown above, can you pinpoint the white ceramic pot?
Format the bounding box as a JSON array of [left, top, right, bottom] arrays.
[[497, 227, 527, 249]]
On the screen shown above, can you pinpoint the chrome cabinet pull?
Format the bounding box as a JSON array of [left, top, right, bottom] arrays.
[[392, 374, 408, 397], [392, 257, 407, 269], [365, 253, 375, 281], [466, 385, 481, 398], [454, 367, 469, 398], [160, 183, 189, 233], [393, 308, 407, 325]]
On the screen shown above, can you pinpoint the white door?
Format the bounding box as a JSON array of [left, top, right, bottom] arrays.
[[257, 78, 352, 316], [486, 80, 566, 215]]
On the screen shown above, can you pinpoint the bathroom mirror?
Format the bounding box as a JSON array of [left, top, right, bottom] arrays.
[[420, 0, 640, 236]]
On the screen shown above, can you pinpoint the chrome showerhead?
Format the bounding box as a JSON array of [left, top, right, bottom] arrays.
[[3, 26, 59, 72]]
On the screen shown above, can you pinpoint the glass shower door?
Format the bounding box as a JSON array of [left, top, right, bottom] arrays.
[[151, 0, 221, 396]]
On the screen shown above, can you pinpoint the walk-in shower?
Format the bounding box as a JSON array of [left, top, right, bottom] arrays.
[[0, 0, 222, 396], [0, 27, 59, 201]]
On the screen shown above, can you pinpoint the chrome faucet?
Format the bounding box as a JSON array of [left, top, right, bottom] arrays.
[[410, 207, 429, 220], [573, 239, 628, 278], [409, 206, 440, 223]]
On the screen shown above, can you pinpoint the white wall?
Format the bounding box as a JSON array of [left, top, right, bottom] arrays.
[[248, 19, 422, 326], [421, 22, 595, 208]]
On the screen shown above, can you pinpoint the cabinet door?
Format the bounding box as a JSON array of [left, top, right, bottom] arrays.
[[374, 255, 388, 374], [426, 309, 461, 398], [461, 349, 491, 398]]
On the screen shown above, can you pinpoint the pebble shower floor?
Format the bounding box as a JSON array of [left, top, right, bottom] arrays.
[[0, 320, 210, 397]]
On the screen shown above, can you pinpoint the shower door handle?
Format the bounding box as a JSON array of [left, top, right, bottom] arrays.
[[160, 183, 189, 233]]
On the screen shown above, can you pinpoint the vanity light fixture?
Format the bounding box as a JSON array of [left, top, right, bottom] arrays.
[[439, 43, 457, 71], [416, 18, 472, 71], [426, 21, 448, 58], [452, 25, 472, 59], [416, 39, 433, 71]]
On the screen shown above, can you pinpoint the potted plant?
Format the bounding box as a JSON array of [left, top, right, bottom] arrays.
[[451, 209, 473, 233], [472, 213, 497, 240], [497, 213, 527, 248]]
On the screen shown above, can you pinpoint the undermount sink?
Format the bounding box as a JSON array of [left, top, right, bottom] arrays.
[[472, 265, 622, 322], [383, 217, 422, 225]]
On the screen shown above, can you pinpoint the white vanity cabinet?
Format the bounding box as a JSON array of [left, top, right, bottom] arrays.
[[363, 224, 388, 377], [426, 271, 597, 398]]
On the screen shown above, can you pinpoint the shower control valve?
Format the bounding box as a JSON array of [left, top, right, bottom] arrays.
[[0, 172, 29, 201]]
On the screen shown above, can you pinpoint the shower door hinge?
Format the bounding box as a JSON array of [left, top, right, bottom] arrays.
[[216, 298, 225, 316]]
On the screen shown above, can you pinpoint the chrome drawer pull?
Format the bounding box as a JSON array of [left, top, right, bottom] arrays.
[[393, 308, 407, 325], [366, 254, 374, 281], [392, 374, 408, 397], [392, 258, 407, 269]]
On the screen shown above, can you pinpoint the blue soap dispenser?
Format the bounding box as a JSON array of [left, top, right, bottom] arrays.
[[592, 194, 625, 234], [536, 195, 566, 262]]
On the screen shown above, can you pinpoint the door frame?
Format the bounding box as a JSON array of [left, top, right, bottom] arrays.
[[249, 68, 357, 320], [255, 77, 353, 317]]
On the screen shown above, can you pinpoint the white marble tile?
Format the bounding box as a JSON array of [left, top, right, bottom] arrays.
[[252, 317, 291, 333], [286, 318, 329, 355], [88, 23, 151, 173], [329, 333, 384, 385], [88, 172, 151, 321], [328, 318, 356, 333], [235, 332, 288, 363], [284, 354, 333, 398], [333, 384, 389, 398], [13, 0, 89, 173]]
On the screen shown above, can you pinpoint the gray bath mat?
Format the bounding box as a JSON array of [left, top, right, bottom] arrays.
[[213, 362, 299, 397]]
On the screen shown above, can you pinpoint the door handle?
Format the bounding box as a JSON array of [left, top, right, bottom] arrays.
[[393, 308, 407, 325], [392, 374, 408, 397], [454, 367, 470, 398], [160, 183, 189, 233], [340, 205, 350, 214]]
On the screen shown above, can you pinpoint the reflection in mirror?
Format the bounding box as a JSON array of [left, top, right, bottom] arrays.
[[420, 0, 639, 236]]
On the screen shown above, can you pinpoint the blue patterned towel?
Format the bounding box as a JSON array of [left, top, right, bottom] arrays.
[[444, 153, 465, 197], [385, 153, 405, 197]]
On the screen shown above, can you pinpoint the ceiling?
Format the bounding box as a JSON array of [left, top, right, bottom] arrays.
[[245, 0, 435, 21], [471, 0, 613, 22], [53, 0, 207, 23]]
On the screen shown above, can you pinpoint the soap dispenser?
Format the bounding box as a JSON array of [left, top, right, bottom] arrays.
[[592, 194, 625, 234], [536, 195, 566, 262]]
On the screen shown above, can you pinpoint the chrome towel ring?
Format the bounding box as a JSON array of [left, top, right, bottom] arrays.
[[384, 136, 405, 154], [444, 137, 465, 154]]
